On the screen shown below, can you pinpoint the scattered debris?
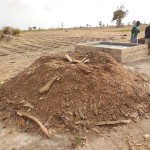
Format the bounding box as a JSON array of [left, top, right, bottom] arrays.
[[24, 103, 34, 109], [16, 110, 53, 138], [18, 117, 26, 128], [6, 99, 15, 104], [143, 134, 150, 139], [96, 120, 131, 126], [93, 103, 98, 116], [127, 139, 135, 150], [120, 34, 127, 36], [65, 54, 74, 63], [39, 76, 58, 94], [78, 109, 85, 120], [75, 120, 83, 125], [65, 54, 89, 64], [92, 128, 100, 134], [130, 111, 139, 119]]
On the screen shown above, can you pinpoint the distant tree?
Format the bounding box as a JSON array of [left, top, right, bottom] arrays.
[[33, 26, 37, 30], [132, 20, 136, 25], [61, 22, 64, 28], [98, 21, 102, 27], [28, 27, 32, 31], [127, 22, 131, 26], [112, 5, 128, 27], [86, 24, 90, 28]]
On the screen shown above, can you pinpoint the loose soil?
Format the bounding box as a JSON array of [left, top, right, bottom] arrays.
[[0, 51, 150, 139]]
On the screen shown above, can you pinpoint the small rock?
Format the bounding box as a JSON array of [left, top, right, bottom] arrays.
[[44, 123, 49, 127], [20, 99, 26, 104], [92, 128, 100, 134], [40, 97, 44, 100], [143, 78, 148, 82], [19, 117, 26, 128], [130, 111, 138, 119], [135, 144, 142, 146], [24, 103, 34, 109], [138, 109, 143, 116], [144, 134, 150, 139], [26, 120, 30, 125], [75, 120, 83, 125]]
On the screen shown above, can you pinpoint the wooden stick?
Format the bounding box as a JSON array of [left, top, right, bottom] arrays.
[[93, 104, 98, 116], [6, 99, 15, 104], [78, 109, 85, 120], [82, 55, 88, 62], [65, 54, 73, 62], [83, 59, 90, 63], [96, 120, 131, 126], [65, 54, 85, 63], [16, 110, 53, 138], [39, 76, 58, 94]]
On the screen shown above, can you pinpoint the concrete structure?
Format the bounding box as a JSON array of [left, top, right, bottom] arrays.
[[75, 41, 149, 62]]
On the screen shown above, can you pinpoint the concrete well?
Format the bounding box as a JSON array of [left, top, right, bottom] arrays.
[[75, 41, 149, 63]]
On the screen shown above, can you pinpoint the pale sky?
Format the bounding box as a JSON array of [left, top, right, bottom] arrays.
[[0, 0, 149, 30]]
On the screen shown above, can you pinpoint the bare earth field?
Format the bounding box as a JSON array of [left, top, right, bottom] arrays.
[[0, 27, 150, 150]]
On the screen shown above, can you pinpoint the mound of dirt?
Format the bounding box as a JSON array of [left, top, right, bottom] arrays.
[[0, 51, 150, 136]]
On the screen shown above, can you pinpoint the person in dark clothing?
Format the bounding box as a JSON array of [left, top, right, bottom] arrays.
[[145, 25, 150, 44]]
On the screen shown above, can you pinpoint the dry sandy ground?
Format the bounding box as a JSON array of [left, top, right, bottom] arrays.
[[0, 27, 150, 150]]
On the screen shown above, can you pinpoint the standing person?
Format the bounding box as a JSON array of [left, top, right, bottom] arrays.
[[145, 25, 150, 44], [131, 21, 140, 43]]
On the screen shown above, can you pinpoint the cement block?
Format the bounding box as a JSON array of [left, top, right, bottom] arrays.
[[110, 48, 122, 54], [103, 48, 111, 53], [142, 44, 148, 49], [75, 41, 149, 63]]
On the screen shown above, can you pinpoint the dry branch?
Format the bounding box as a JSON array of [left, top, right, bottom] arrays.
[[93, 104, 98, 116], [83, 59, 90, 63], [16, 110, 53, 138], [65, 54, 89, 64], [65, 54, 73, 62], [78, 109, 85, 120], [96, 120, 131, 126], [6, 99, 15, 104], [82, 55, 88, 62], [39, 76, 58, 94]]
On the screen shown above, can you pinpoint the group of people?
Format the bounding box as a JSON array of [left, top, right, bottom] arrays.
[[130, 21, 150, 44]]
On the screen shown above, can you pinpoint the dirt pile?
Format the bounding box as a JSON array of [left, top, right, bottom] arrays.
[[0, 51, 150, 136]]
